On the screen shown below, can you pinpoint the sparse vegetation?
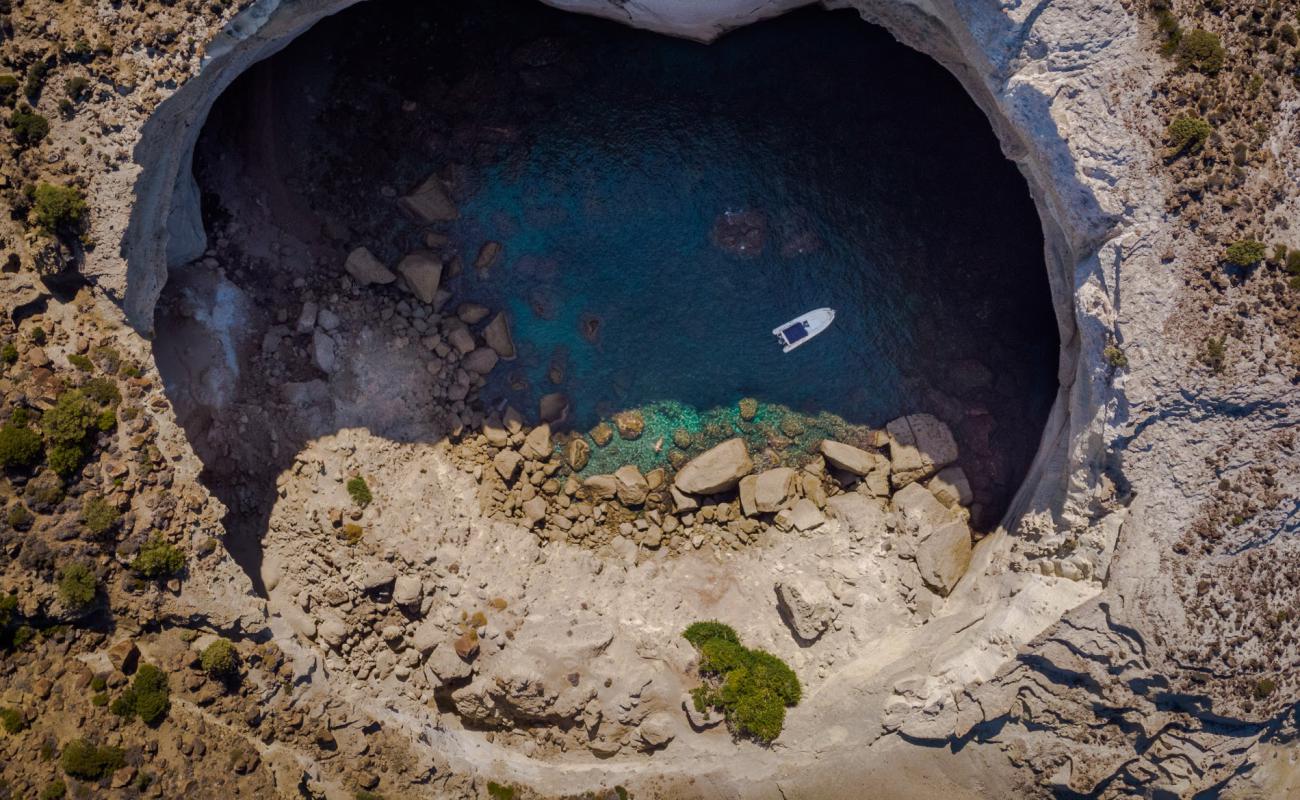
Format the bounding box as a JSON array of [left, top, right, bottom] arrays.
[[59, 738, 124, 780], [0, 74, 18, 106], [82, 495, 119, 536], [347, 475, 372, 507], [67, 353, 92, 372], [0, 706, 26, 734], [10, 105, 50, 146], [1224, 239, 1266, 267], [130, 537, 186, 580], [201, 637, 239, 679], [110, 663, 170, 725], [39, 781, 66, 800], [1252, 677, 1276, 700], [1165, 115, 1212, 156], [683, 620, 800, 743], [31, 183, 88, 237], [1203, 336, 1227, 374], [1104, 345, 1129, 369], [487, 782, 515, 800], [57, 563, 97, 610], [0, 424, 43, 469], [1177, 29, 1225, 74]]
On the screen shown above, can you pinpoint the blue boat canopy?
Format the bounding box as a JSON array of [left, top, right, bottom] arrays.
[[781, 323, 809, 343]]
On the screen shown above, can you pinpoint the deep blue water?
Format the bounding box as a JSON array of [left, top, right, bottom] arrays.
[[199, 0, 1058, 521]]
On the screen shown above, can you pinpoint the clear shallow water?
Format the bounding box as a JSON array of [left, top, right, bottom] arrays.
[[198, 0, 1057, 521]]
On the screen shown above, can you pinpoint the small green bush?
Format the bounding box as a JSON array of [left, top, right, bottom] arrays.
[[81, 376, 120, 406], [43, 390, 96, 446], [67, 353, 92, 372], [130, 537, 186, 580], [46, 443, 87, 478], [24, 62, 50, 100], [1285, 250, 1300, 276], [1166, 115, 1212, 154], [59, 738, 124, 779], [1, 343, 17, 364], [0, 424, 43, 468], [1178, 29, 1225, 73], [0, 593, 17, 628], [682, 620, 739, 649], [201, 638, 239, 679], [8, 503, 34, 530], [1253, 677, 1276, 700], [90, 675, 107, 692], [682, 621, 800, 743], [1224, 240, 1267, 266], [64, 77, 89, 100], [1203, 336, 1227, 374], [0, 74, 18, 105], [57, 563, 97, 610], [32, 184, 88, 236], [355, 792, 385, 800], [1103, 345, 1129, 368], [39, 780, 66, 800], [111, 663, 170, 725], [82, 496, 119, 536], [0, 706, 26, 734], [346, 476, 372, 507], [10, 106, 49, 146], [486, 783, 515, 800]]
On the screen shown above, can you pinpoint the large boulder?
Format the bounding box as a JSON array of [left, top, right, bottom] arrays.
[[399, 173, 459, 222], [462, 347, 499, 375], [892, 482, 953, 532], [344, 247, 396, 285], [483, 312, 516, 360], [886, 414, 958, 488], [521, 424, 552, 459], [926, 465, 973, 508], [819, 440, 887, 476], [775, 579, 837, 643], [583, 474, 619, 501], [915, 521, 973, 596], [753, 467, 799, 513], [614, 465, 649, 506], [674, 438, 753, 495], [395, 251, 443, 303]]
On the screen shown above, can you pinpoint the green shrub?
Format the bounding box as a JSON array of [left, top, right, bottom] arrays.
[[682, 621, 800, 743], [201, 638, 239, 679], [7, 503, 34, 530], [90, 675, 107, 692], [1103, 345, 1129, 368], [59, 738, 124, 779], [0, 706, 25, 734], [46, 444, 87, 478], [355, 792, 385, 800], [10, 106, 49, 146], [1285, 250, 1300, 276], [0, 74, 17, 105], [0, 593, 17, 628], [1165, 115, 1212, 154], [32, 184, 87, 236], [111, 663, 170, 725], [1, 342, 17, 364], [130, 537, 186, 579], [43, 390, 96, 446], [1279, 23, 1298, 47], [346, 476, 372, 507], [23, 62, 50, 99], [81, 376, 120, 406], [486, 783, 514, 800], [1178, 29, 1225, 73], [682, 620, 739, 649], [57, 563, 97, 610], [1253, 677, 1276, 700], [82, 496, 119, 536], [0, 424, 43, 468], [39, 780, 66, 800], [1224, 239, 1267, 266], [67, 353, 92, 372], [1203, 336, 1227, 374]]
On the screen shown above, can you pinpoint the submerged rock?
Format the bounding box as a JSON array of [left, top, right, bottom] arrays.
[[564, 438, 590, 471], [710, 208, 767, 258], [538, 393, 569, 425], [483, 312, 516, 360], [344, 246, 396, 285], [463, 347, 499, 375], [395, 250, 443, 303], [399, 173, 459, 223], [614, 410, 645, 440], [474, 241, 503, 272], [674, 438, 753, 495]]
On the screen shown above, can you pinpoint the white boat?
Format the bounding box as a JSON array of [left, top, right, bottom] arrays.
[[773, 308, 836, 353]]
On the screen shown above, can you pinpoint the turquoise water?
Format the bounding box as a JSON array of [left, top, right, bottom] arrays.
[[199, 0, 1057, 521]]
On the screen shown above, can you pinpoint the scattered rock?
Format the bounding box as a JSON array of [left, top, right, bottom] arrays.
[[344, 246, 396, 285], [638, 712, 676, 750], [312, 329, 337, 374], [915, 521, 973, 596], [448, 327, 477, 355], [456, 302, 490, 324], [614, 465, 649, 506], [359, 563, 397, 592], [521, 424, 552, 459], [892, 482, 953, 532], [819, 439, 887, 476], [582, 474, 619, 501], [108, 639, 139, 674], [521, 496, 548, 527], [494, 450, 523, 482], [474, 241, 503, 272], [926, 465, 973, 508], [453, 631, 480, 660], [538, 392, 569, 425], [590, 423, 614, 447], [393, 575, 423, 607], [775, 579, 837, 643], [395, 250, 443, 303], [463, 347, 499, 375], [887, 414, 959, 487], [788, 498, 826, 531], [754, 467, 799, 513], [674, 438, 753, 495]]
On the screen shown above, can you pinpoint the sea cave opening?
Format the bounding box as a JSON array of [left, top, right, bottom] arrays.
[[151, 0, 1058, 586]]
